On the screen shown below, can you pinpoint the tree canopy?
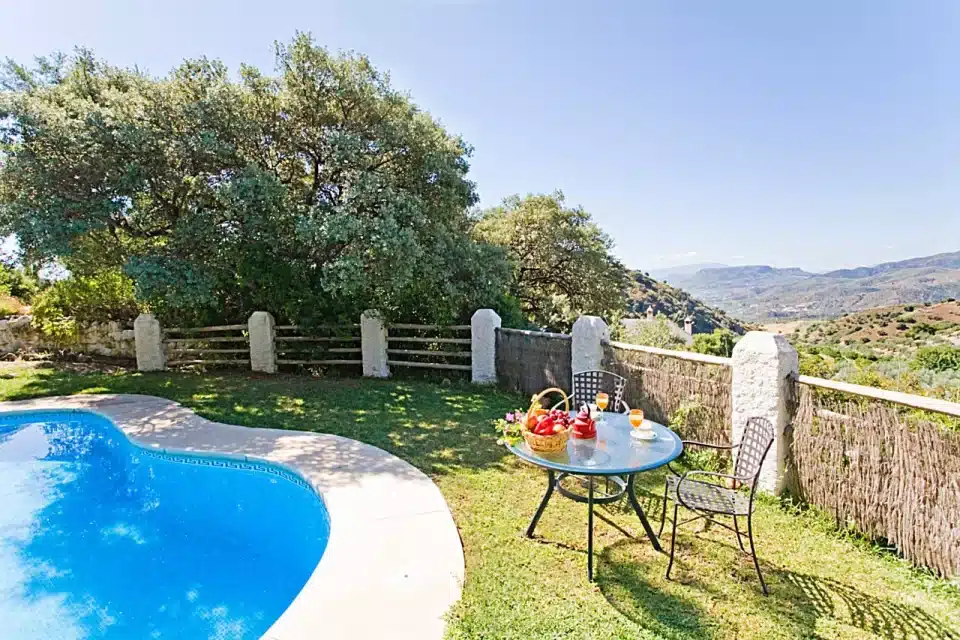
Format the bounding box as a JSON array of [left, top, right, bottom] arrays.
[[473, 193, 628, 330], [0, 35, 508, 325]]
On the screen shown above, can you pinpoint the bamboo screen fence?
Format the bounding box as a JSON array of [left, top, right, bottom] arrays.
[[495, 328, 572, 397], [792, 380, 960, 578], [602, 341, 733, 445]]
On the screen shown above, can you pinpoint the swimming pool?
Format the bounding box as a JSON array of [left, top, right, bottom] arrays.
[[0, 409, 330, 639]]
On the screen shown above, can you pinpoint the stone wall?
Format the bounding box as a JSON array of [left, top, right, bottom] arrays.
[[0, 315, 136, 359]]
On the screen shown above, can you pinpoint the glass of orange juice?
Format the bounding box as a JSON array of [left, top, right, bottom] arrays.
[[628, 408, 644, 429], [594, 393, 609, 424], [595, 392, 609, 411]]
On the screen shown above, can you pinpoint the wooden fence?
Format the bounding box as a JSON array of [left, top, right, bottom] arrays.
[[163, 324, 249, 368], [602, 341, 733, 445], [495, 327, 572, 397], [275, 324, 362, 368], [792, 377, 960, 578], [386, 323, 472, 373]]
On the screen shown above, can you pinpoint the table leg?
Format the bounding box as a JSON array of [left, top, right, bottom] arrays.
[[526, 470, 555, 538], [587, 477, 594, 582], [627, 474, 663, 552]]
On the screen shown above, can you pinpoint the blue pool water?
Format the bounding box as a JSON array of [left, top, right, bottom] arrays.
[[0, 410, 330, 639]]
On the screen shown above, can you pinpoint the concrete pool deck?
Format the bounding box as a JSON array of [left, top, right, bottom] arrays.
[[0, 394, 465, 640]]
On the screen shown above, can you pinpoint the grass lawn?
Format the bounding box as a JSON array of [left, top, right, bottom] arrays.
[[1, 363, 958, 639]]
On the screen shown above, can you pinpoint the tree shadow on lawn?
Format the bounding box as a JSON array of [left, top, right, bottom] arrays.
[[1, 369, 520, 478], [602, 529, 960, 640]]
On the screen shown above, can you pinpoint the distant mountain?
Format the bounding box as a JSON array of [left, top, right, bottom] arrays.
[[666, 251, 960, 322], [624, 271, 748, 335], [648, 262, 728, 281]]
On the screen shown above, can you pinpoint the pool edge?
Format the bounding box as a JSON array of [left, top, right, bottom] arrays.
[[0, 394, 465, 640]]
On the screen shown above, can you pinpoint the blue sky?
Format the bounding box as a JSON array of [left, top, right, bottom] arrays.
[[2, 1, 958, 272]]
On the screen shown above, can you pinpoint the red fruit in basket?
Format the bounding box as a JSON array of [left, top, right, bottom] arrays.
[[535, 416, 555, 434]]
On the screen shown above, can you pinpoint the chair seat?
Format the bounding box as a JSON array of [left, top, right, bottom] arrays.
[[666, 474, 752, 515]]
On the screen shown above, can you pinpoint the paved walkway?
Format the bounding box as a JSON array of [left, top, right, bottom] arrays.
[[0, 394, 464, 640]]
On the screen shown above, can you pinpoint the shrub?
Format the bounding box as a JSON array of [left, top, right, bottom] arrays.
[[904, 305, 915, 312], [690, 329, 736, 357], [0, 296, 22, 318], [32, 270, 140, 343], [911, 346, 960, 373], [0, 264, 43, 303], [623, 316, 686, 350]]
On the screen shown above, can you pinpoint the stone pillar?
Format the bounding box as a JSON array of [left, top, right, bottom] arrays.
[[571, 315, 609, 373], [684, 316, 694, 336], [731, 331, 799, 494], [471, 309, 500, 384], [646, 307, 655, 321], [134, 313, 165, 372], [248, 311, 277, 374], [361, 310, 390, 378]]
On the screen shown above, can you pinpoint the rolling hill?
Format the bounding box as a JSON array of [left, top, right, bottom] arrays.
[[664, 251, 960, 322], [624, 271, 748, 335]]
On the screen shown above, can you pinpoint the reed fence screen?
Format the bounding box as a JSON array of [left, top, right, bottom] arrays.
[[163, 324, 249, 368], [792, 382, 960, 578], [602, 342, 732, 445], [495, 328, 572, 397]]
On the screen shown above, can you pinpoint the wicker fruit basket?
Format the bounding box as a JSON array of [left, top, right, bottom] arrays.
[[522, 387, 571, 454]]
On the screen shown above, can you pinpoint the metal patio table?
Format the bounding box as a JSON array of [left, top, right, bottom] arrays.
[[507, 413, 683, 581]]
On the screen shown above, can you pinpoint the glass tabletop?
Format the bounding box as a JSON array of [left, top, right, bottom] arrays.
[[506, 412, 683, 476]]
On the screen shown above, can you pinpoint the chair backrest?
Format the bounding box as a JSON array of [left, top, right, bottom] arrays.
[[734, 416, 776, 484], [572, 370, 627, 412]]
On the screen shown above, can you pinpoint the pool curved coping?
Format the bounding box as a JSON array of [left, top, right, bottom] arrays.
[[0, 394, 465, 640]]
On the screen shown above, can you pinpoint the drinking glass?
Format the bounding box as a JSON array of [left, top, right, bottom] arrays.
[[628, 408, 644, 429], [594, 393, 609, 424]]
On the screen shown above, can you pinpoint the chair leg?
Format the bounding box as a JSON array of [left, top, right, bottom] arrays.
[[665, 503, 679, 580], [733, 515, 746, 552], [747, 513, 768, 596], [658, 480, 669, 537]]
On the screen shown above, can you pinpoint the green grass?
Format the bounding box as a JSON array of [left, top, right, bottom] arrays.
[[1, 364, 958, 639]]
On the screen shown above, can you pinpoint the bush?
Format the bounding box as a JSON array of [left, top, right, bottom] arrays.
[[623, 316, 686, 350], [0, 296, 23, 318], [904, 305, 915, 312], [911, 346, 960, 373], [32, 270, 140, 343], [690, 329, 736, 357]]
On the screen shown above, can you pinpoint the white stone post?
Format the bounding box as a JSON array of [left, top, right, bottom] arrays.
[[471, 309, 500, 384], [361, 310, 390, 378], [731, 331, 799, 494], [571, 315, 610, 373], [134, 313, 165, 372], [248, 311, 277, 374]]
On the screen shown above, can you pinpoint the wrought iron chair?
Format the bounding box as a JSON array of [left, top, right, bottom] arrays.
[[549, 370, 631, 502], [562, 369, 630, 413], [660, 416, 776, 594]]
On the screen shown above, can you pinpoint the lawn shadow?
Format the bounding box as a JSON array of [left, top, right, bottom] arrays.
[[597, 538, 717, 640], [655, 531, 960, 640], [774, 571, 960, 640]]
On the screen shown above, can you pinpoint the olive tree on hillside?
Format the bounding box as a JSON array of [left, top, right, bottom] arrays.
[[0, 35, 508, 326], [474, 193, 628, 331]]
